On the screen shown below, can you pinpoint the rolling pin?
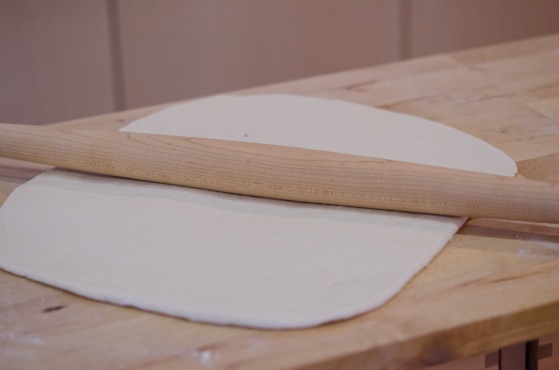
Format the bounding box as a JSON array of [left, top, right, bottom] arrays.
[[0, 122, 558, 223]]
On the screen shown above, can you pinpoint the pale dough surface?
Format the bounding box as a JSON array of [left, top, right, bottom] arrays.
[[0, 94, 517, 329]]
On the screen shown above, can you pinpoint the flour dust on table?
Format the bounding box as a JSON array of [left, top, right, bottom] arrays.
[[0, 94, 516, 329]]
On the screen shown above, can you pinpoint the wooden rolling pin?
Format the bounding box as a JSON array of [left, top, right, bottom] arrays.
[[1, 122, 558, 223]]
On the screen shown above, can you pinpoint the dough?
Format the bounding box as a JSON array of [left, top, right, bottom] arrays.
[[0, 94, 516, 329]]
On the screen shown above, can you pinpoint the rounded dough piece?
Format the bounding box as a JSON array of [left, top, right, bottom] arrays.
[[0, 94, 517, 329]]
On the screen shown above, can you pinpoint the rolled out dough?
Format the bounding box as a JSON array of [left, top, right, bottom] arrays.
[[0, 94, 516, 329]]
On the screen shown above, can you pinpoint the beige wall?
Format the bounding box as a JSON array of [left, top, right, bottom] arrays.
[[406, 0, 559, 58], [0, 0, 115, 125], [2, 0, 559, 124], [117, 0, 399, 108]]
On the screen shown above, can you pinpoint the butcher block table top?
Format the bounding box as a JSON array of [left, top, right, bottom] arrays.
[[2, 34, 559, 370]]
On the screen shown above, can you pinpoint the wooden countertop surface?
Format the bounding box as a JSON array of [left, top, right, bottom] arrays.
[[1, 34, 559, 370]]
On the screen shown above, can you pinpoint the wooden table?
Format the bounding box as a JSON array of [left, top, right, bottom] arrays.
[[2, 34, 559, 370]]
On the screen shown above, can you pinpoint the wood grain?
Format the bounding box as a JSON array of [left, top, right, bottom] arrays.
[[1, 123, 559, 223], [1, 34, 559, 370]]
